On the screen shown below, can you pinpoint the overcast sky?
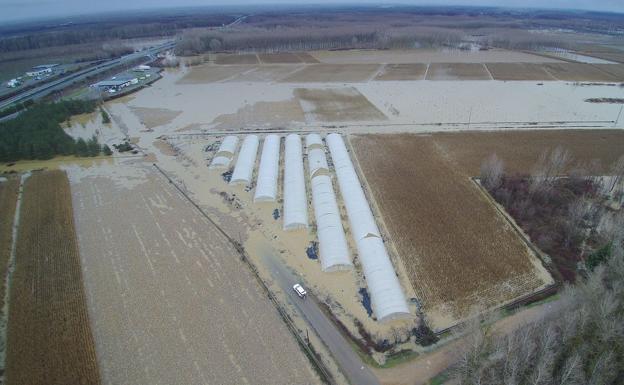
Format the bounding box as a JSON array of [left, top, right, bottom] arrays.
[[1, 0, 623, 23]]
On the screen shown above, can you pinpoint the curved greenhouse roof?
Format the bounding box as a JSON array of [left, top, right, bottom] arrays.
[[209, 135, 239, 169], [283, 134, 308, 230], [254, 135, 280, 202], [230, 135, 259, 185], [326, 133, 410, 322]]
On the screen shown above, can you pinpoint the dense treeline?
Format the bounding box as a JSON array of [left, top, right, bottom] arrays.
[[0, 100, 106, 162], [453, 249, 624, 385], [0, 13, 237, 53]]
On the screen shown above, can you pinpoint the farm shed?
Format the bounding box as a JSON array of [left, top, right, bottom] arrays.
[[326, 133, 410, 322], [209, 135, 239, 169], [283, 134, 308, 230], [231, 135, 259, 185], [254, 135, 281, 202], [306, 134, 352, 272]]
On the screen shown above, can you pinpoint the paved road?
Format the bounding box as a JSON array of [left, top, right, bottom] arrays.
[[0, 41, 175, 111], [259, 249, 381, 385]]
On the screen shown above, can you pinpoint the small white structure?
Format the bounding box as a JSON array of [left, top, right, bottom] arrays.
[[254, 135, 281, 202], [306, 133, 352, 272], [283, 134, 308, 230], [230, 135, 259, 185], [209, 136, 239, 169], [6, 79, 19, 88], [327, 133, 410, 322], [135, 65, 151, 71], [26, 67, 52, 77]]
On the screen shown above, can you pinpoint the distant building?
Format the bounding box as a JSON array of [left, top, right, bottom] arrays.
[[134, 65, 151, 72], [94, 79, 132, 92], [6, 79, 19, 88], [26, 64, 58, 77]]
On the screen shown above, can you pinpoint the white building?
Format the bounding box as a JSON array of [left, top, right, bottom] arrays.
[[254, 135, 281, 202], [230, 135, 259, 185], [210, 136, 239, 169]]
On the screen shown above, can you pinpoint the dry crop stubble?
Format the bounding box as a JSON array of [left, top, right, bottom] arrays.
[[5, 170, 100, 385], [0, 178, 19, 311], [351, 134, 552, 329]]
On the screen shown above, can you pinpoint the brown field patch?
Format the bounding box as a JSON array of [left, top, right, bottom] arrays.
[[71, 166, 321, 385], [177, 64, 253, 83], [592, 64, 624, 81], [282, 64, 380, 82], [214, 53, 259, 65], [426, 63, 491, 80], [5, 170, 100, 385], [351, 134, 554, 330], [130, 106, 181, 129], [295, 52, 321, 63], [211, 98, 306, 129], [0, 178, 19, 311], [486, 63, 557, 81], [223, 64, 303, 82], [429, 130, 624, 176], [295, 87, 386, 122], [542, 63, 619, 82], [374, 64, 427, 81], [258, 52, 303, 63]]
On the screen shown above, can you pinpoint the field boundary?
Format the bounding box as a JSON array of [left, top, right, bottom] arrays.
[[151, 163, 335, 385]]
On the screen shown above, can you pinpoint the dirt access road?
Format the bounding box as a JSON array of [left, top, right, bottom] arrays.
[[255, 239, 380, 385], [70, 163, 321, 385]]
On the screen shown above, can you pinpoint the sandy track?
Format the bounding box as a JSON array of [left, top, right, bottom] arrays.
[[70, 164, 321, 385]]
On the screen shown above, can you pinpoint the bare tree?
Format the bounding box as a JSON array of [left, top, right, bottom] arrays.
[[607, 155, 624, 193], [480, 153, 504, 191], [530, 147, 572, 194]]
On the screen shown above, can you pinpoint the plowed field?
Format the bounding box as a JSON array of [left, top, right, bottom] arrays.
[[0, 178, 19, 311], [5, 170, 100, 385]]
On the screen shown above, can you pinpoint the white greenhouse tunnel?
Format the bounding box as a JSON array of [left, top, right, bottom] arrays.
[[306, 134, 353, 272], [283, 134, 308, 230], [230, 135, 259, 185], [254, 134, 281, 202], [326, 133, 411, 322], [209, 135, 239, 169]]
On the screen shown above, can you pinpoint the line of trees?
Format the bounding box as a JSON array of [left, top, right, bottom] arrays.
[[0, 100, 110, 162], [453, 247, 624, 385]]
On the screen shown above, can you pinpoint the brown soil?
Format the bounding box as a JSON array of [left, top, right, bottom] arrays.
[[351, 134, 553, 330], [295, 52, 321, 63], [5, 170, 100, 385], [282, 64, 380, 82], [0, 178, 19, 311], [295, 87, 387, 122], [214, 53, 259, 65], [542, 63, 619, 82], [224, 65, 303, 82], [592, 64, 624, 81], [429, 130, 624, 176], [130, 106, 181, 129], [426, 63, 491, 80], [374, 64, 427, 81], [211, 98, 306, 130], [485, 63, 557, 81], [259, 52, 304, 63], [177, 64, 252, 83]]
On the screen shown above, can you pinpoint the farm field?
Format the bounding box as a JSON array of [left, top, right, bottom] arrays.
[[70, 164, 321, 385], [214, 53, 259, 65], [374, 64, 427, 81], [350, 130, 624, 330], [351, 134, 554, 330], [425, 63, 491, 80], [485, 63, 557, 81], [541, 63, 619, 82], [295, 87, 386, 121], [282, 64, 380, 82], [259, 52, 306, 63], [0, 178, 19, 311], [5, 171, 100, 385]]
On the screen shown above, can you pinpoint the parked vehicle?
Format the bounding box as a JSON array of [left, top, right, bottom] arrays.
[[293, 283, 307, 299]]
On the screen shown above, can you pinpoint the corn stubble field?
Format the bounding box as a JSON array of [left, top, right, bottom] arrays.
[[5, 171, 100, 385], [352, 135, 552, 330], [351, 130, 624, 330]]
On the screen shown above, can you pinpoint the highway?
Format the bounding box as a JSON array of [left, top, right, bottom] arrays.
[[0, 40, 175, 111], [259, 247, 381, 385]]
